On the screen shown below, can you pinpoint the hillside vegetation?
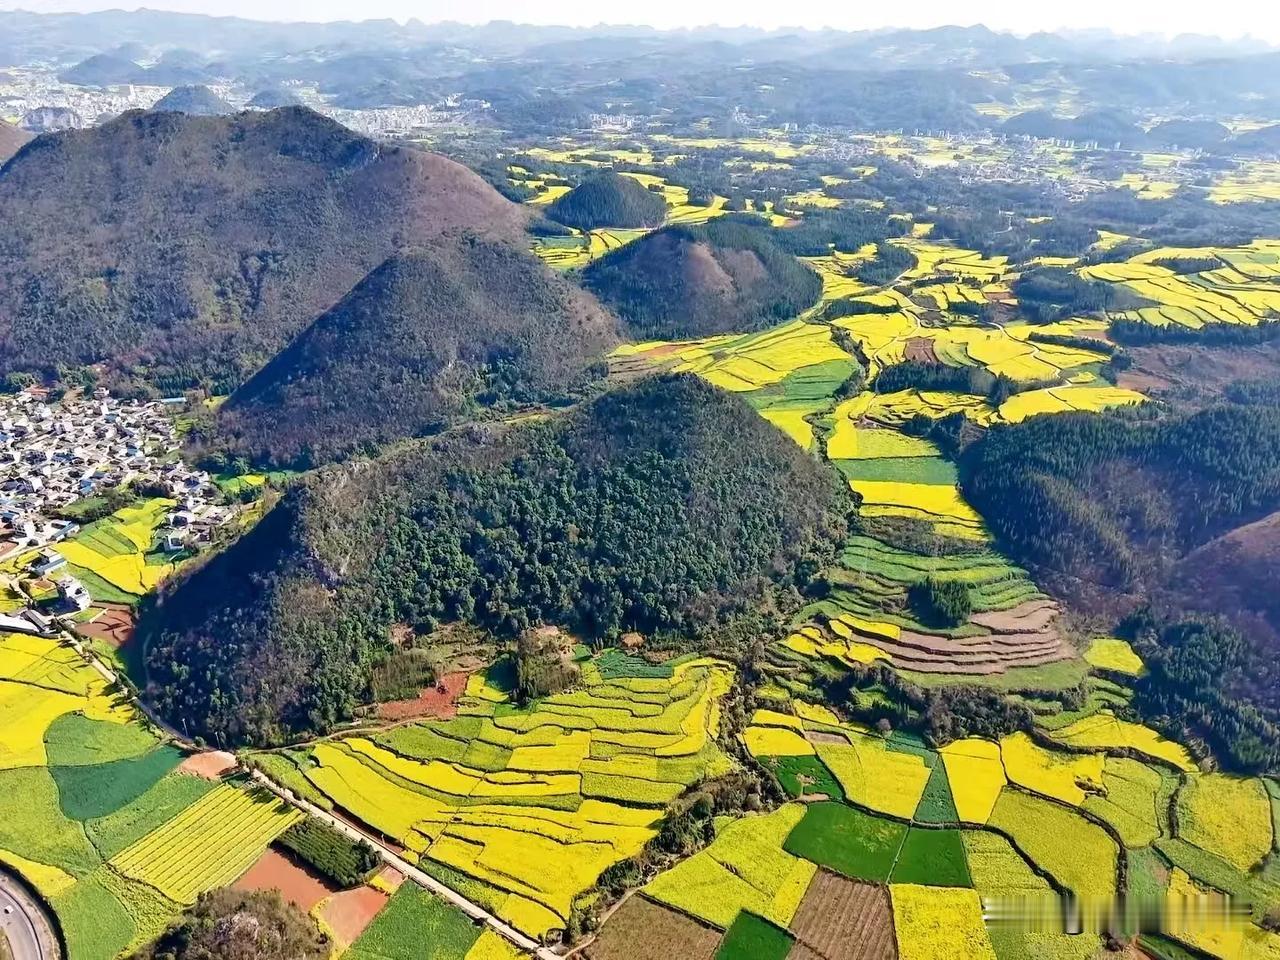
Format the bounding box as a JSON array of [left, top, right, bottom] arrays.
[[203, 240, 621, 468], [961, 405, 1280, 596], [0, 106, 526, 393], [141, 375, 851, 744], [583, 217, 823, 339], [0, 119, 30, 164], [546, 172, 669, 230], [961, 405, 1280, 766]]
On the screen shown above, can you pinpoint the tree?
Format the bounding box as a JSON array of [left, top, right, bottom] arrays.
[[907, 577, 972, 628], [130, 889, 328, 960]]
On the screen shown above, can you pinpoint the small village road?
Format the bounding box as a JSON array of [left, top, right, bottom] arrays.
[[0, 870, 59, 960]]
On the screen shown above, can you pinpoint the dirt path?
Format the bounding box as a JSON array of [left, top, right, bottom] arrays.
[[250, 771, 561, 960], [55, 630, 563, 959]]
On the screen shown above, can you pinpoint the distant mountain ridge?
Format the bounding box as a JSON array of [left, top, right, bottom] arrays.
[[3, 9, 1272, 67], [0, 106, 527, 391]]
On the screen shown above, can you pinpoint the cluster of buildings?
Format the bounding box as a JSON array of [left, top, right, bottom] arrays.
[[329, 97, 490, 138], [0, 65, 168, 130], [2, 63, 487, 140], [0, 389, 230, 603]]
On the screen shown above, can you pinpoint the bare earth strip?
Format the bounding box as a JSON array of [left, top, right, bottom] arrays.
[[584, 895, 722, 960], [788, 870, 897, 960], [234, 848, 336, 913]]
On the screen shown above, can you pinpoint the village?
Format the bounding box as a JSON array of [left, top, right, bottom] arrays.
[[0, 387, 235, 635]]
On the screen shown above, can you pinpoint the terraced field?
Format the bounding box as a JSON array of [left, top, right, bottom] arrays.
[[1082, 241, 1280, 328], [110, 784, 299, 903], [267, 654, 735, 939], [56, 498, 184, 604]]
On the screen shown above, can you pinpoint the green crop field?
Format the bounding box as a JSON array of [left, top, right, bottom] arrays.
[[783, 803, 906, 883]]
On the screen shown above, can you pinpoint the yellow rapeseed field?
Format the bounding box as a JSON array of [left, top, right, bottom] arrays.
[[814, 728, 932, 819], [891, 885, 997, 960], [940, 738, 1007, 824], [1177, 775, 1274, 871], [111, 785, 300, 903], [1083, 637, 1144, 676], [1049, 713, 1195, 772], [1000, 732, 1104, 806]]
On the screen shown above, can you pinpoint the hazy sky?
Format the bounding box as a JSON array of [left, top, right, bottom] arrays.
[[4, 0, 1280, 43]]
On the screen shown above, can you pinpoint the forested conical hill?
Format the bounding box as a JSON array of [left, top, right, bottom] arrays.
[[0, 106, 527, 391], [545, 172, 668, 230], [581, 217, 823, 339], [203, 239, 622, 468], [150, 84, 235, 115], [140, 374, 852, 745], [0, 120, 30, 164]]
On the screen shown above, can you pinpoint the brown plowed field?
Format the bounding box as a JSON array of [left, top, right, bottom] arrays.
[[76, 603, 135, 648], [787, 871, 897, 960], [178, 750, 238, 780], [970, 599, 1060, 634], [377, 671, 469, 721], [584, 895, 722, 960], [903, 338, 939, 364], [317, 885, 390, 946], [234, 848, 336, 912]]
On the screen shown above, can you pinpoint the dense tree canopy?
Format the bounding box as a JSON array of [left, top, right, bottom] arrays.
[[130, 889, 328, 960], [582, 216, 822, 339], [142, 375, 851, 744], [546, 173, 668, 230]]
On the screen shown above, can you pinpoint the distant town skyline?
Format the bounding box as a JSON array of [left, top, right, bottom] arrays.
[[2, 0, 1280, 44]]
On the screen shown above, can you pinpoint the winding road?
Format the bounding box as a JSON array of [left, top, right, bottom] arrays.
[[0, 871, 59, 960]]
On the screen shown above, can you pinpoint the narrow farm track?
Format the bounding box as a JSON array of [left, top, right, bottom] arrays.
[[250, 771, 561, 960], [51, 631, 556, 959]]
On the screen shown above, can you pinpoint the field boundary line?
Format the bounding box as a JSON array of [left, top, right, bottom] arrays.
[[51, 630, 556, 958], [250, 770, 560, 960]]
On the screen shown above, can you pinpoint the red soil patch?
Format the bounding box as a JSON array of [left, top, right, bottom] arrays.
[[318, 885, 390, 945], [903, 338, 939, 364], [372, 865, 405, 893], [377, 671, 468, 721], [76, 604, 135, 648], [234, 848, 336, 912], [178, 750, 238, 780]]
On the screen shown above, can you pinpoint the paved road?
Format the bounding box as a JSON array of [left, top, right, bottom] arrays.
[[0, 871, 58, 960], [251, 771, 561, 960], [55, 633, 554, 960]]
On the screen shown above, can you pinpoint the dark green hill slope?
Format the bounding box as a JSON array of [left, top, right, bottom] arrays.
[[960, 405, 1280, 766], [0, 107, 527, 391], [203, 240, 622, 468], [961, 406, 1280, 599], [141, 375, 851, 744], [546, 172, 668, 230], [582, 217, 822, 339]]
